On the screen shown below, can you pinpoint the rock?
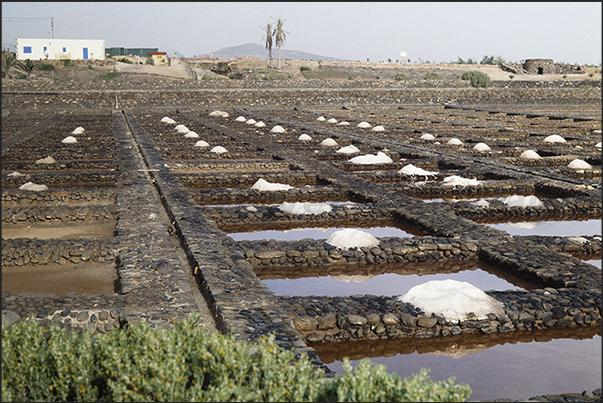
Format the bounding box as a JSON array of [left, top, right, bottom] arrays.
[[417, 316, 437, 328], [382, 313, 399, 325], [346, 314, 367, 326], [2, 310, 21, 328], [293, 317, 317, 331], [317, 313, 337, 330], [399, 312, 416, 327]]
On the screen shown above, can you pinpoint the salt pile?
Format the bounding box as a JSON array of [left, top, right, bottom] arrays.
[[337, 145, 360, 154], [7, 171, 25, 177], [349, 151, 393, 165], [320, 138, 338, 147], [356, 121, 372, 129], [279, 202, 332, 215], [210, 146, 228, 154], [473, 142, 491, 151], [567, 159, 592, 169], [270, 125, 286, 133], [251, 178, 293, 191], [298, 134, 312, 141], [471, 199, 490, 208], [193, 140, 210, 147], [71, 127, 85, 135], [372, 126, 385, 132], [326, 228, 380, 250], [255, 121, 266, 128], [19, 182, 49, 192], [337, 121, 350, 126], [184, 131, 199, 138], [235, 116, 247, 122], [447, 138, 463, 146], [174, 125, 190, 134], [245, 119, 257, 125], [209, 110, 229, 117], [442, 175, 482, 187], [420, 133, 436, 141], [503, 195, 543, 207], [36, 156, 56, 164], [316, 116, 326, 121], [62, 136, 77, 144], [399, 279, 505, 322], [596, 142, 602, 148], [398, 164, 438, 177], [544, 134, 566, 143], [327, 118, 338, 124], [519, 150, 541, 159], [161, 117, 176, 124]]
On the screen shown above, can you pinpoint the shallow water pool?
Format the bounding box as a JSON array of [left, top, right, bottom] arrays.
[[228, 226, 414, 242], [485, 218, 601, 237]]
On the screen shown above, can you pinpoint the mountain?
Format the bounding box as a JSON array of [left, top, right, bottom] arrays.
[[196, 43, 348, 62]]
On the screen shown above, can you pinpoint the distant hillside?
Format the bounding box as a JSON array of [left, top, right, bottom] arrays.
[[197, 43, 347, 62]]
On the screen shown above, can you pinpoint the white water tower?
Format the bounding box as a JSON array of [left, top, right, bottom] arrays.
[[400, 51, 408, 63]]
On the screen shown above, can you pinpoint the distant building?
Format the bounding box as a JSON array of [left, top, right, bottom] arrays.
[[15, 38, 105, 60], [148, 51, 168, 65], [523, 59, 555, 74], [105, 47, 158, 57]]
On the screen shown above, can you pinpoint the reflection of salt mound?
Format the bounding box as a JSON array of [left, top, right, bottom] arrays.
[[505, 221, 540, 229], [71, 127, 85, 135], [399, 279, 505, 322], [447, 138, 463, 145], [279, 202, 332, 215], [337, 121, 350, 126], [270, 125, 286, 133], [473, 142, 491, 151], [320, 138, 339, 146], [255, 121, 266, 128], [349, 151, 393, 165], [251, 178, 293, 191], [567, 159, 592, 169], [245, 119, 257, 125], [519, 150, 541, 159], [330, 274, 375, 283], [298, 134, 312, 141], [398, 164, 438, 177], [356, 121, 372, 128], [235, 116, 247, 122], [62, 136, 77, 144], [184, 131, 199, 138], [372, 125, 385, 132], [327, 118, 338, 124], [210, 146, 228, 154], [316, 116, 326, 121], [442, 176, 482, 187], [503, 195, 543, 207], [544, 134, 566, 143], [420, 133, 436, 140], [19, 182, 49, 192], [326, 228, 380, 250], [193, 140, 210, 147], [337, 145, 360, 154], [36, 156, 56, 164], [471, 199, 490, 208], [427, 343, 492, 359]]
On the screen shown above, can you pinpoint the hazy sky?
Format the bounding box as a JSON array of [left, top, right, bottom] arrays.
[[2, 2, 601, 65]]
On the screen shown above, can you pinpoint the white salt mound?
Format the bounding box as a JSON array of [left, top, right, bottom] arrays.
[[519, 150, 541, 159], [399, 280, 505, 322], [356, 121, 372, 129], [7, 171, 26, 177], [567, 159, 592, 169], [298, 134, 312, 141], [235, 116, 247, 122], [592, 129, 602, 135], [544, 134, 566, 143], [420, 133, 436, 141], [337, 121, 350, 126], [327, 118, 338, 124], [161, 117, 176, 124], [209, 110, 228, 117], [210, 146, 228, 154], [279, 202, 332, 215], [270, 125, 286, 133], [443, 176, 482, 187], [398, 164, 438, 177], [326, 228, 380, 250], [447, 138, 463, 146], [36, 156, 56, 164], [372, 125, 385, 132], [349, 151, 393, 165], [503, 195, 543, 207], [174, 124, 189, 134], [72, 127, 85, 135], [337, 145, 360, 154], [473, 142, 491, 151], [320, 138, 339, 147], [245, 119, 257, 125], [251, 178, 293, 191], [316, 116, 326, 121], [471, 199, 490, 208], [596, 142, 602, 148], [62, 136, 77, 144], [255, 121, 266, 128], [19, 182, 49, 192], [193, 140, 210, 147], [184, 131, 199, 138]]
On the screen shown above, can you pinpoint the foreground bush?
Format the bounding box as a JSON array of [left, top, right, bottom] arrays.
[[460, 70, 491, 88], [2, 316, 471, 402]]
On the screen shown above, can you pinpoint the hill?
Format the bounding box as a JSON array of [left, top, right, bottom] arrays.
[[197, 42, 347, 62]]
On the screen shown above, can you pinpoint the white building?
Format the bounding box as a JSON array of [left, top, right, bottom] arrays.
[[15, 38, 105, 61]]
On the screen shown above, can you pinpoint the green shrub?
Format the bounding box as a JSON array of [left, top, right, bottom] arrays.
[[102, 71, 120, 80], [509, 74, 515, 79], [2, 315, 472, 402], [394, 73, 409, 81], [117, 58, 133, 64], [300, 66, 311, 71], [38, 63, 55, 71], [424, 71, 441, 80], [460, 71, 491, 88], [228, 73, 243, 80], [62, 59, 73, 67], [460, 71, 474, 81]]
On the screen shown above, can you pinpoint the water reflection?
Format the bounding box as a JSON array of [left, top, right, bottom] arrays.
[[312, 326, 601, 402], [485, 219, 601, 237], [228, 226, 414, 242]]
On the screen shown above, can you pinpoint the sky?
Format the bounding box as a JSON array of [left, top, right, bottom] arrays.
[[2, 2, 601, 65]]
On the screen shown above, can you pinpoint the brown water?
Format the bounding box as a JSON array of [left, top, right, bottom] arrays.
[[312, 326, 601, 402], [485, 218, 601, 237], [2, 222, 117, 239]]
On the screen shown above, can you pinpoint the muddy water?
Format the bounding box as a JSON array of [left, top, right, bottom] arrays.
[[2, 222, 116, 239], [2, 262, 118, 295], [312, 326, 601, 402], [485, 218, 601, 237]]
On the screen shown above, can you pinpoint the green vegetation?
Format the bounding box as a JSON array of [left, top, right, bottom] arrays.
[[2, 315, 472, 402], [38, 63, 55, 71], [460, 70, 491, 88], [424, 71, 441, 80], [300, 66, 311, 71], [62, 59, 73, 67], [16, 59, 37, 79], [394, 73, 410, 81], [2, 50, 17, 78], [509, 74, 515, 79], [479, 55, 505, 65], [102, 71, 120, 80], [117, 57, 133, 64], [455, 57, 477, 65]]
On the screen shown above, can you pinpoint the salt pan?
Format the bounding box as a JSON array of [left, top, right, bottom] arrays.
[[251, 178, 293, 191], [279, 202, 332, 215], [349, 151, 393, 165]]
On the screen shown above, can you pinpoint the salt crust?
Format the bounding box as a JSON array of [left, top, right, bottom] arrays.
[[442, 175, 482, 187], [349, 151, 393, 165], [337, 145, 360, 154], [326, 228, 380, 250], [251, 178, 293, 191], [503, 195, 543, 207], [19, 182, 49, 192], [279, 202, 332, 215]]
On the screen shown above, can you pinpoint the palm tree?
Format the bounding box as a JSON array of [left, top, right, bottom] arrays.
[[2, 50, 17, 79], [261, 21, 274, 68], [272, 17, 288, 69], [16, 58, 37, 79]]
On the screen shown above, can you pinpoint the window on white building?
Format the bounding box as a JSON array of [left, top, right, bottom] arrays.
[[23, 46, 32, 53]]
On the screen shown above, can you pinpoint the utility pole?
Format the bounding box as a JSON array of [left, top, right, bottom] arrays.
[[50, 17, 54, 39]]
